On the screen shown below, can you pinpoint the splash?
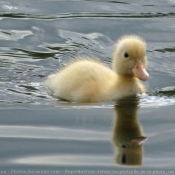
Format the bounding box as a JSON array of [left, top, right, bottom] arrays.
[[139, 91, 175, 107]]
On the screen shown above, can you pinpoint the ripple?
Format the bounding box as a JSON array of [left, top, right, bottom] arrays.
[[139, 93, 175, 107], [154, 86, 175, 96], [155, 47, 175, 53], [12, 48, 57, 59], [0, 30, 32, 41], [9, 154, 112, 166], [0, 1, 36, 13], [0, 125, 110, 141], [1, 12, 175, 20]]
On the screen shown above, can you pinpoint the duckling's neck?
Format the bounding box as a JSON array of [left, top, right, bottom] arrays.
[[112, 74, 145, 99], [117, 74, 136, 83], [117, 74, 134, 79]]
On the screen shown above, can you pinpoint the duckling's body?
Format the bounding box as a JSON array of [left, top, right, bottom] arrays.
[[45, 35, 149, 102], [45, 59, 145, 102]]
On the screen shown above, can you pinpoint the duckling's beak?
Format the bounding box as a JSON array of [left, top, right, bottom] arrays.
[[131, 62, 149, 81]]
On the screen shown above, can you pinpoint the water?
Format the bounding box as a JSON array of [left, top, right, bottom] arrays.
[[0, 0, 175, 174]]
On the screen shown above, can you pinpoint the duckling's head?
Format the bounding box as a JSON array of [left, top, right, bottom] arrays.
[[112, 35, 149, 81]]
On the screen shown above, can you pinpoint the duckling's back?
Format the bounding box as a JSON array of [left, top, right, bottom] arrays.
[[45, 59, 116, 102]]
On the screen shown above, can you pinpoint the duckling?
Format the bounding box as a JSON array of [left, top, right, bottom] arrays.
[[45, 35, 149, 102]]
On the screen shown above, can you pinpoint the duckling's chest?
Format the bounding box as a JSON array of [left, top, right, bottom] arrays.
[[111, 78, 144, 100]]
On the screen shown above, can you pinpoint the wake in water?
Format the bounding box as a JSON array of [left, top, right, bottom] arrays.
[[1, 30, 175, 109], [139, 86, 175, 107]]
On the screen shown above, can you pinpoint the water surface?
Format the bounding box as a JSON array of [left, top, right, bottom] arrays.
[[0, 0, 175, 174]]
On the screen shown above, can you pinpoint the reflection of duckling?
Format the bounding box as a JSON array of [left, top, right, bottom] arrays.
[[45, 35, 149, 102], [112, 98, 147, 166]]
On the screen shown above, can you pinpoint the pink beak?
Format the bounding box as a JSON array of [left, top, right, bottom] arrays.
[[131, 62, 149, 81]]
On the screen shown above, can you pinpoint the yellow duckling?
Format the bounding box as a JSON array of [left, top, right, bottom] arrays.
[[45, 35, 149, 102]]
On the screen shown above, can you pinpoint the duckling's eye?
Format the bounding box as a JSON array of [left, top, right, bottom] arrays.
[[124, 52, 129, 58]]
